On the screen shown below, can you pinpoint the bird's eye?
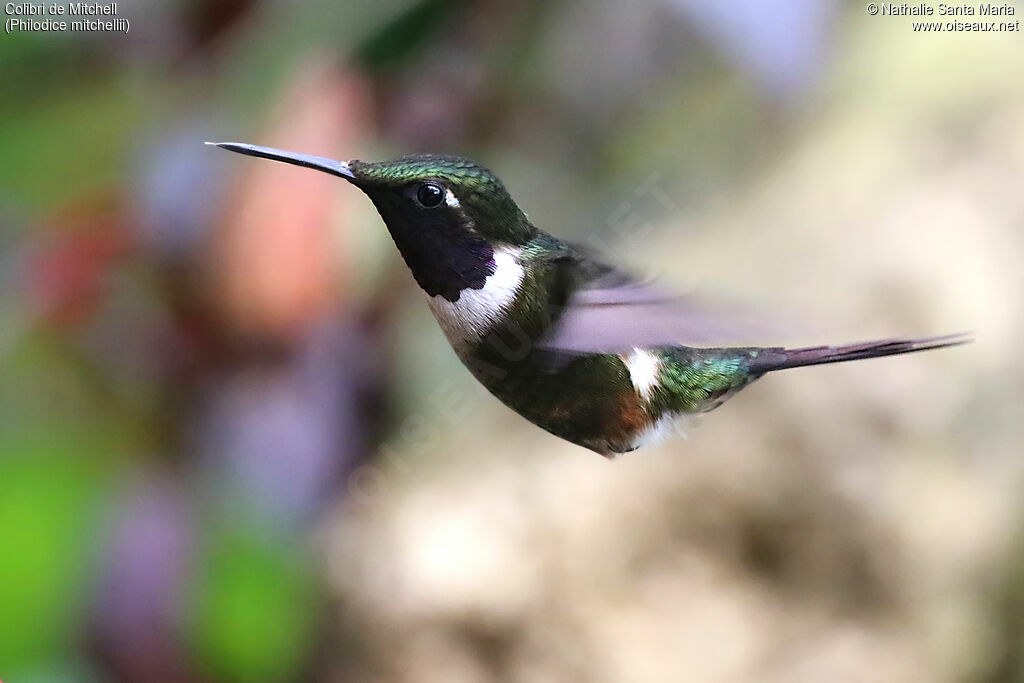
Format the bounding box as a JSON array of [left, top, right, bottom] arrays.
[[416, 182, 445, 208]]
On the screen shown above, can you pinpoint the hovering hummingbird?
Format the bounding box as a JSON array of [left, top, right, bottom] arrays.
[[209, 142, 968, 457]]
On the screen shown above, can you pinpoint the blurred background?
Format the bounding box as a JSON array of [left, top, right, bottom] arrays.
[[1, 0, 1022, 681]]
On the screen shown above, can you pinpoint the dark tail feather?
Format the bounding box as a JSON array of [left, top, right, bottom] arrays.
[[748, 332, 972, 374]]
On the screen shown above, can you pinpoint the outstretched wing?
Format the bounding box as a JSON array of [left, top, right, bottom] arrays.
[[535, 243, 783, 354]]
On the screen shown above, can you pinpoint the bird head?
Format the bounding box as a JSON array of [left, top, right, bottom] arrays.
[[210, 142, 535, 302]]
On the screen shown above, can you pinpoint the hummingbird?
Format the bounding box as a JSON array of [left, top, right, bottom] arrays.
[[209, 142, 969, 457]]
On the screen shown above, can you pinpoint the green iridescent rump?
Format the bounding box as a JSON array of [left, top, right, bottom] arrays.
[[648, 348, 763, 415]]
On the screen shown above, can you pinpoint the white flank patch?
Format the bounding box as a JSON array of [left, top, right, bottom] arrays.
[[633, 413, 695, 449], [427, 246, 524, 349], [444, 188, 461, 208], [622, 348, 661, 402]]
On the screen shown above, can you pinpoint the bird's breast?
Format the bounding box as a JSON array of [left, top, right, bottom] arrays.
[[426, 245, 526, 351]]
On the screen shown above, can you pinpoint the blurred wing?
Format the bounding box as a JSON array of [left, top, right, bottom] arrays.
[[537, 250, 782, 354]]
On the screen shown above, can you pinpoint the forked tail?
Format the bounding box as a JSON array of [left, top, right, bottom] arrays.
[[747, 332, 971, 374]]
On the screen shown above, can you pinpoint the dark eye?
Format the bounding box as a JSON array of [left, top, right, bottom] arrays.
[[416, 182, 445, 208]]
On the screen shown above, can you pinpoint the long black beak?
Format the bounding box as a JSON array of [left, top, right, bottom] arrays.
[[206, 141, 355, 180]]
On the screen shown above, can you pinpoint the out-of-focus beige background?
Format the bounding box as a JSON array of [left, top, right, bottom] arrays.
[[1, 1, 1021, 681]]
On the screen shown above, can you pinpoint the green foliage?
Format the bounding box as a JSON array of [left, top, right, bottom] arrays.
[[189, 527, 317, 682], [0, 76, 149, 211], [355, 0, 459, 73], [0, 452, 106, 673]]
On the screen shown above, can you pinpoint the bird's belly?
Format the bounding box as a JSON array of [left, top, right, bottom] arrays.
[[457, 347, 658, 456], [451, 341, 759, 455]]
